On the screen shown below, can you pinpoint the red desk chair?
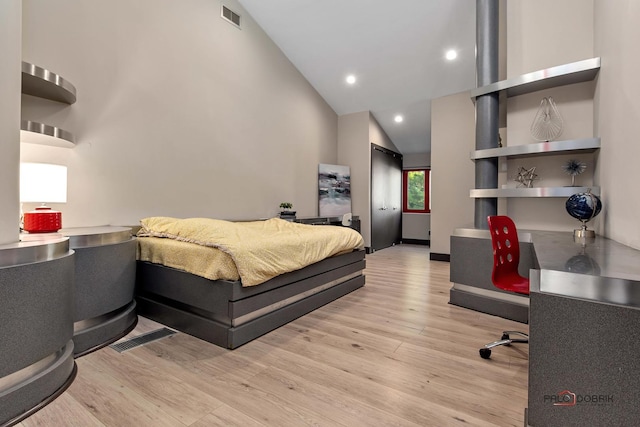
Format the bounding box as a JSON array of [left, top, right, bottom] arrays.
[[479, 215, 530, 359]]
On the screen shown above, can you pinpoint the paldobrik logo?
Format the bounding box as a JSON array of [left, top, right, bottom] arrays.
[[544, 390, 613, 406], [550, 390, 576, 406]]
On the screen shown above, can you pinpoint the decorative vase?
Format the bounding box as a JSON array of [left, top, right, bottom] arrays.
[[530, 96, 563, 142]]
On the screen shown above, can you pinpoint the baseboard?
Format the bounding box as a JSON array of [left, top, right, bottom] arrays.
[[401, 239, 430, 246], [449, 288, 529, 324], [429, 252, 450, 262]]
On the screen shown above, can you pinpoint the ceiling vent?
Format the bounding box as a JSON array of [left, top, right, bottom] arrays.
[[221, 5, 241, 28]]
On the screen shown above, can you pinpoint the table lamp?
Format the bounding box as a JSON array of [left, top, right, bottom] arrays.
[[20, 162, 67, 233]]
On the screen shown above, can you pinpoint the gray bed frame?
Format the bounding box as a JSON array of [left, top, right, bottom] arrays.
[[135, 250, 365, 349]]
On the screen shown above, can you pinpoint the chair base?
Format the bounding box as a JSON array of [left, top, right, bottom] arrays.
[[479, 331, 529, 359]]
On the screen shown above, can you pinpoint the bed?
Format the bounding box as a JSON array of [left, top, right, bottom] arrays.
[[134, 217, 366, 349]]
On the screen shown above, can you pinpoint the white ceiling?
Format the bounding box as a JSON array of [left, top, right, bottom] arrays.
[[237, 0, 478, 155]]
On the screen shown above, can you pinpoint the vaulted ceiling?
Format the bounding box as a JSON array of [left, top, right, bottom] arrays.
[[238, 0, 477, 154]]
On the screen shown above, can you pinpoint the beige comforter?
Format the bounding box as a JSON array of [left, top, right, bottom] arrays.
[[137, 217, 364, 286]]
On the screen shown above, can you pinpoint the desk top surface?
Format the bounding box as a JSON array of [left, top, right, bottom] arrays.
[[526, 231, 640, 308], [453, 227, 640, 308], [526, 231, 640, 282]]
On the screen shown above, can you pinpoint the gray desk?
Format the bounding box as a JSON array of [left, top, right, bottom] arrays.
[[526, 232, 640, 426], [450, 228, 535, 323]]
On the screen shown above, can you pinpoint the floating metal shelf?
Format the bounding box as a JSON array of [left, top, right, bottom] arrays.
[[470, 138, 600, 160], [470, 57, 600, 100], [21, 61, 77, 104], [470, 186, 600, 198], [20, 120, 75, 148], [469, 58, 602, 201]]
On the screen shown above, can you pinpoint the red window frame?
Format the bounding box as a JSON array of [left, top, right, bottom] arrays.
[[402, 169, 430, 213]]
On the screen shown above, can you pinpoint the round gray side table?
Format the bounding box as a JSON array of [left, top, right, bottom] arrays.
[[60, 226, 138, 357], [0, 237, 76, 425]]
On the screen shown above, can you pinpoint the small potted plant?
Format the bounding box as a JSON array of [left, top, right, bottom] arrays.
[[279, 202, 296, 219]]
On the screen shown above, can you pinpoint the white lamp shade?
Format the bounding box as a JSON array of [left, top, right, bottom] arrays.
[[20, 163, 68, 203]]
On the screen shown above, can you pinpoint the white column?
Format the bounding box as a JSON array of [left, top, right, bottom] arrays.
[[0, 0, 22, 244]]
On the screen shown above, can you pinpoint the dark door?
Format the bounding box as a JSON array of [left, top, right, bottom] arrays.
[[371, 144, 402, 251]]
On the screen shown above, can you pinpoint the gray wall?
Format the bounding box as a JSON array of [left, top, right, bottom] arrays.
[[337, 111, 400, 248], [368, 113, 400, 154], [20, 0, 338, 227], [504, 0, 596, 232], [506, 0, 594, 79], [402, 153, 430, 241], [338, 111, 370, 245], [0, 0, 21, 244], [594, 0, 640, 250], [430, 91, 475, 255]]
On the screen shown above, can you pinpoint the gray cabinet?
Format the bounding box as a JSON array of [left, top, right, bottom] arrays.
[[370, 144, 402, 251], [295, 216, 361, 233], [61, 226, 137, 356], [0, 238, 76, 425]]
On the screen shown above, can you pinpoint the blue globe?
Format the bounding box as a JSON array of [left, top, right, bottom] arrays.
[[566, 191, 602, 223]]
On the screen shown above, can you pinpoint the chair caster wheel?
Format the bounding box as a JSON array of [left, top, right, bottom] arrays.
[[479, 348, 491, 359], [501, 333, 511, 346]]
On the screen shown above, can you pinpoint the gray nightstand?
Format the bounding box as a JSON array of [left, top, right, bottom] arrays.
[[295, 215, 361, 232], [60, 226, 138, 356], [0, 237, 76, 425]]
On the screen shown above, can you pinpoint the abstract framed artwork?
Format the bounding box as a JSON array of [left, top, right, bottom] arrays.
[[318, 164, 351, 216]]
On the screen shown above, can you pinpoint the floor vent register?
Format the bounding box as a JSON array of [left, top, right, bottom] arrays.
[[109, 327, 177, 353]]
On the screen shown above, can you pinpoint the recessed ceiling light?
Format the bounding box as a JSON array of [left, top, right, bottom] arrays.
[[346, 74, 356, 85], [445, 49, 458, 61], [394, 115, 403, 123]]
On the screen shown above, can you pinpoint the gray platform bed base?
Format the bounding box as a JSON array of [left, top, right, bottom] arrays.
[[135, 250, 365, 349]]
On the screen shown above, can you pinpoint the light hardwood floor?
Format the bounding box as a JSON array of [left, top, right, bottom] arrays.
[[18, 244, 528, 427]]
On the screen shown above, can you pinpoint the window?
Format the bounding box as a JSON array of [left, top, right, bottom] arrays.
[[403, 169, 430, 213]]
